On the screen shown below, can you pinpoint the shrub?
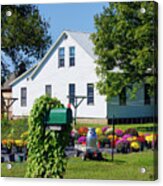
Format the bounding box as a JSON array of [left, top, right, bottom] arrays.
[[26, 95, 71, 178]]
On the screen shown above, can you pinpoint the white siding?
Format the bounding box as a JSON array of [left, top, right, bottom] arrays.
[[12, 33, 107, 118]]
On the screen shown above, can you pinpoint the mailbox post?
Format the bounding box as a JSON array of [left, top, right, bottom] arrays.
[[44, 107, 73, 131]]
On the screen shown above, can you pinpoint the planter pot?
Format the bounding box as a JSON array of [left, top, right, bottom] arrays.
[[1, 157, 5, 162], [16, 146, 23, 153], [9, 154, 15, 162], [140, 142, 144, 151], [17, 155, 24, 162]]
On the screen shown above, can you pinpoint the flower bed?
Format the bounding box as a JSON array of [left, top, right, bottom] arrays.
[[71, 126, 158, 154]]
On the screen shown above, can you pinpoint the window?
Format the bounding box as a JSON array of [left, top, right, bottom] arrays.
[[58, 47, 65, 67], [69, 47, 75, 66], [119, 87, 126, 105], [87, 84, 94, 105], [69, 84, 75, 105], [144, 84, 151, 105], [45, 85, 52, 97], [21, 87, 27, 107]]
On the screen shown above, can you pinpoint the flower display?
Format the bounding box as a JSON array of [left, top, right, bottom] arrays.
[[96, 127, 102, 136], [115, 129, 123, 137], [137, 136, 145, 143], [77, 136, 86, 144], [104, 128, 113, 135], [2, 139, 7, 145], [124, 128, 138, 136], [15, 140, 24, 147], [108, 134, 118, 141], [130, 141, 140, 150], [102, 126, 109, 134], [69, 125, 157, 154], [116, 138, 130, 153], [145, 134, 156, 143], [122, 134, 132, 139], [78, 127, 88, 136], [71, 128, 78, 138]]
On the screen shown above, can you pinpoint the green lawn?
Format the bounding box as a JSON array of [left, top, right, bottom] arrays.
[[1, 150, 157, 180]]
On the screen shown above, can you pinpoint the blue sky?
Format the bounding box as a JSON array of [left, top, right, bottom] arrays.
[[38, 2, 108, 42]]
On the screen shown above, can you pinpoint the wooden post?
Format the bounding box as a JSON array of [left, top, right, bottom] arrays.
[[111, 114, 115, 162], [74, 98, 77, 126]]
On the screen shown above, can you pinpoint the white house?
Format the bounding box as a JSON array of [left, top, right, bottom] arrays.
[[10, 30, 108, 123], [10, 30, 156, 124]]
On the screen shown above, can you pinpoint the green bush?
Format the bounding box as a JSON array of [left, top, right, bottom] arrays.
[[26, 95, 72, 178]]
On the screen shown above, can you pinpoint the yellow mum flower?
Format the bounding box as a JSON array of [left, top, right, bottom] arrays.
[[130, 141, 140, 150], [95, 128, 102, 136]]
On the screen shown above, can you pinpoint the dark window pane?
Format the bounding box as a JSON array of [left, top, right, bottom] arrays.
[[119, 87, 126, 106], [21, 87, 27, 107], [87, 84, 94, 105], [45, 85, 52, 97], [58, 47, 65, 67], [70, 57, 75, 66], [69, 84, 75, 105], [144, 84, 151, 105], [69, 47, 75, 66]]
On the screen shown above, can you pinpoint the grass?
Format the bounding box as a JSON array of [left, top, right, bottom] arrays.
[[1, 150, 157, 180]]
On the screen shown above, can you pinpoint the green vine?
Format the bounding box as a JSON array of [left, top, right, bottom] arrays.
[[26, 95, 72, 178]]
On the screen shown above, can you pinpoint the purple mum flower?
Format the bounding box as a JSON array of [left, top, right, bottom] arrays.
[[78, 136, 86, 144]]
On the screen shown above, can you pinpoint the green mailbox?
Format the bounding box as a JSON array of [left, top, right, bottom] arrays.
[[45, 108, 73, 131]]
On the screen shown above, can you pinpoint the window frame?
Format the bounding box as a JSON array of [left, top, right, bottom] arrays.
[[21, 87, 27, 107], [87, 83, 94, 105], [69, 46, 75, 67], [45, 85, 52, 97], [69, 83, 75, 105], [58, 47, 65, 68]]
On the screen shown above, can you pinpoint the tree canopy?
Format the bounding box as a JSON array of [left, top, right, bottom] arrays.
[[1, 5, 52, 84], [91, 1, 158, 100]]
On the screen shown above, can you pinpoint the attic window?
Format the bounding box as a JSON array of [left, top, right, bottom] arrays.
[[69, 47, 75, 66], [58, 47, 65, 67]]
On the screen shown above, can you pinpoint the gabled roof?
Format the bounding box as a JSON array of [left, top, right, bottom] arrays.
[[9, 64, 37, 86], [30, 30, 96, 79], [67, 30, 95, 59], [10, 30, 96, 86], [1, 73, 16, 91]]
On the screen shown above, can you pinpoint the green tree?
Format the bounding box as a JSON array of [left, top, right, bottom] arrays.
[[91, 1, 158, 100], [1, 5, 52, 84]]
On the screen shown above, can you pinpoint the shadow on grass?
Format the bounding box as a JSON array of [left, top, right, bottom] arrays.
[[103, 159, 126, 164]]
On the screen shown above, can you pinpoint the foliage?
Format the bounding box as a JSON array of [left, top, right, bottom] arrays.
[[26, 95, 72, 178], [1, 5, 52, 84], [91, 1, 158, 100], [1, 118, 28, 140]]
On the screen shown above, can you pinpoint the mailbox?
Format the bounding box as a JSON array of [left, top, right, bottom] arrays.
[[44, 108, 73, 131]]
